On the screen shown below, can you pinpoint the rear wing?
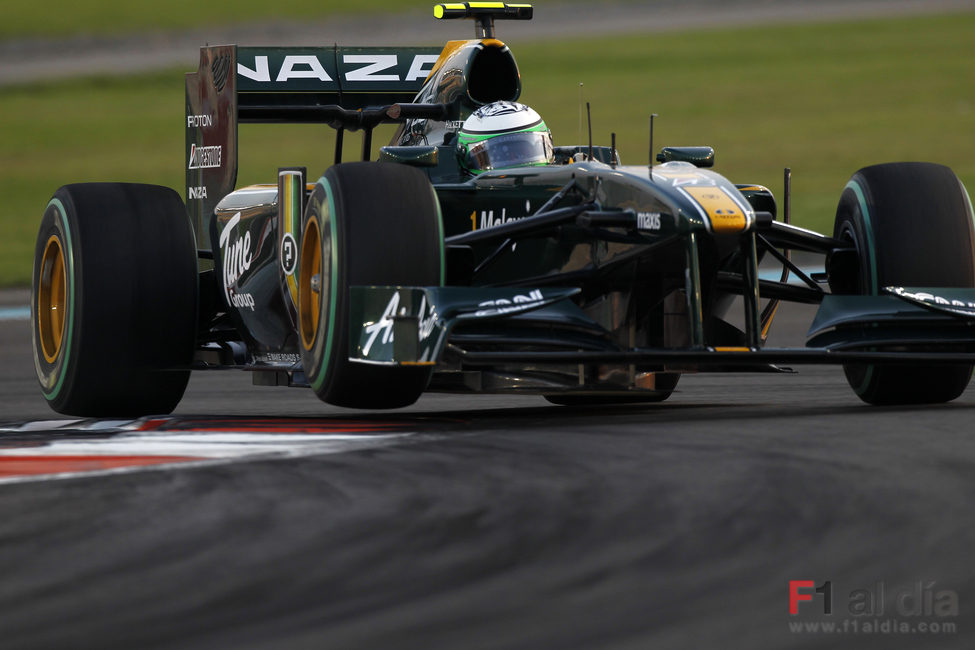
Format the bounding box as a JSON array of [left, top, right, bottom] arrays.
[[235, 46, 442, 117], [185, 3, 534, 252], [185, 44, 443, 248]]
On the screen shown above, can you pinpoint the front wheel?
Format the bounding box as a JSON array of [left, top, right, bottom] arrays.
[[829, 162, 975, 405], [297, 162, 444, 409]]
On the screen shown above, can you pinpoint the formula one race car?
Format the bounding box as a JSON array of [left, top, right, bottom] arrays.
[[32, 3, 975, 416]]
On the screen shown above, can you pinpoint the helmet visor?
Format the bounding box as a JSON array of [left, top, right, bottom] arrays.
[[466, 131, 554, 171]]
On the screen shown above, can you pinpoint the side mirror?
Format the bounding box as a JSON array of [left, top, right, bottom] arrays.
[[378, 146, 440, 167], [656, 146, 715, 168]]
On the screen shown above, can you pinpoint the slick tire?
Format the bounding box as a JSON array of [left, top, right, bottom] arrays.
[[298, 162, 444, 409], [32, 183, 198, 416], [830, 162, 975, 405], [544, 373, 680, 406]]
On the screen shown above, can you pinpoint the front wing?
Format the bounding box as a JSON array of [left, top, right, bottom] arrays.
[[348, 285, 975, 370]]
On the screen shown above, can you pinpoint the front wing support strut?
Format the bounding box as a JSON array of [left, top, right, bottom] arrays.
[[742, 232, 762, 348], [685, 231, 705, 347]]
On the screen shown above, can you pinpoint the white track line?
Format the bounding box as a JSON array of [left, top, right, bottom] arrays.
[[0, 422, 441, 485]]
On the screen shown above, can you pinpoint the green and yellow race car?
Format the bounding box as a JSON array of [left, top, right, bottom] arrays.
[[32, 3, 975, 415]]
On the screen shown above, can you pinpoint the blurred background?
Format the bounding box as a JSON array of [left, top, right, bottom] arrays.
[[2, 0, 973, 287]]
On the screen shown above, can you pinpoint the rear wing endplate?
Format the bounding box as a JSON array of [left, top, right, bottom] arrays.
[[185, 44, 443, 249]]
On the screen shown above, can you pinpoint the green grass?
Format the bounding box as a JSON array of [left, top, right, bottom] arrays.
[[1, 0, 595, 39], [2, 12, 974, 286], [2, 1, 415, 39]]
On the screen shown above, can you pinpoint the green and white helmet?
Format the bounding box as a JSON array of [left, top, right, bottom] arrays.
[[457, 101, 554, 174]]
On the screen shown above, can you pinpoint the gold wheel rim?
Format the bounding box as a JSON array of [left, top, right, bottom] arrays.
[[299, 219, 322, 350], [38, 235, 67, 364]]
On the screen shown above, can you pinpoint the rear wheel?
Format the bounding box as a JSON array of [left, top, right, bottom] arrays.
[[298, 162, 444, 408], [32, 183, 197, 416], [829, 162, 975, 404]]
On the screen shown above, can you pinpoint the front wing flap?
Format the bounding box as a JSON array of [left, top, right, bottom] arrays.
[[807, 287, 975, 349], [349, 286, 581, 365]]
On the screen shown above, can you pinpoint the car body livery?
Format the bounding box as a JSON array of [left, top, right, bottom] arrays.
[[32, 3, 975, 415]]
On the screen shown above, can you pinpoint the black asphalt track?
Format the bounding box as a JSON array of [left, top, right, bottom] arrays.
[[1, 300, 974, 649], [4, 0, 975, 646]]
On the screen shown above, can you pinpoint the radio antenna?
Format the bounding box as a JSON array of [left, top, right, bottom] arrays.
[[783, 167, 792, 227], [578, 82, 584, 145], [610, 132, 617, 168], [586, 102, 593, 161], [776, 168, 793, 297], [648, 113, 658, 175]]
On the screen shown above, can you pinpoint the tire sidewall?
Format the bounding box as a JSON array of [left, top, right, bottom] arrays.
[[834, 175, 878, 394], [299, 177, 343, 395], [834, 175, 878, 295], [32, 194, 80, 411]]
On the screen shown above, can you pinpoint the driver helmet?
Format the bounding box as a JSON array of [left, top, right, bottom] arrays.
[[457, 101, 554, 174]]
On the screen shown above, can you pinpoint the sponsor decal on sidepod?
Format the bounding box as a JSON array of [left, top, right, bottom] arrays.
[[219, 212, 256, 311]]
